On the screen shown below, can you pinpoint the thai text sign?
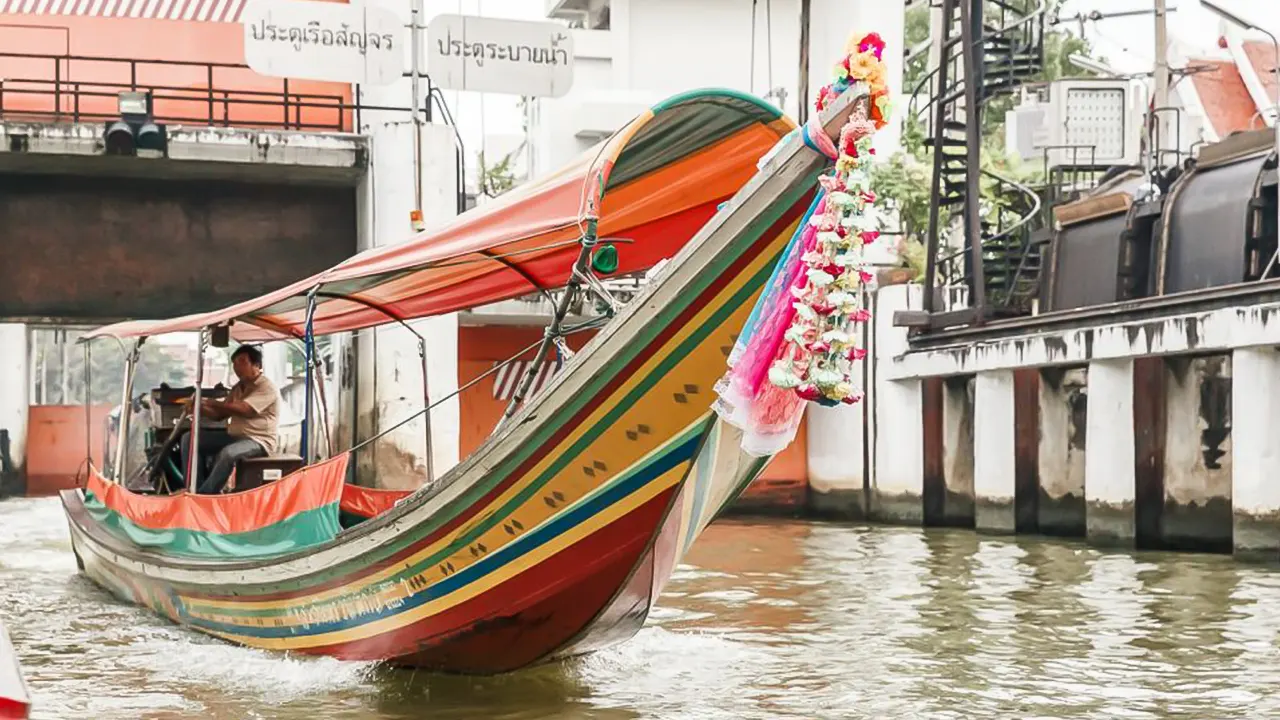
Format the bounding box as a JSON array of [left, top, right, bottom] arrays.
[[426, 14, 574, 98], [242, 0, 406, 86]]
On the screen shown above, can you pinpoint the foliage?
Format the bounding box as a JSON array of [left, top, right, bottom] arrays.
[[34, 334, 189, 406], [878, 0, 1108, 273], [477, 149, 519, 198], [903, 3, 932, 97]]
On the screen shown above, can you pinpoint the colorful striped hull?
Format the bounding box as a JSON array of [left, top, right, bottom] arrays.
[[60, 91, 864, 674]]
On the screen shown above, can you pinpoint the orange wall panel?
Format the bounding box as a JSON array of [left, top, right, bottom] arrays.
[[0, 16, 353, 130], [26, 404, 113, 496], [733, 411, 809, 514], [457, 326, 599, 458]]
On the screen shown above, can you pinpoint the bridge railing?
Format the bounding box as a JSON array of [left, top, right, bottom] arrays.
[[0, 51, 406, 132]]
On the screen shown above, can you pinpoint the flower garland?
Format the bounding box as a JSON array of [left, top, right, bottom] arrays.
[[766, 31, 891, 408]]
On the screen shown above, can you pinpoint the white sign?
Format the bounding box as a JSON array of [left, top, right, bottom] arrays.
[[242, 0, 406, 86], [426, 14, 574, 98]]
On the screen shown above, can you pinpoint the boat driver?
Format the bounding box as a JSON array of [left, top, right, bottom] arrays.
[[179, 344, 280, 494]]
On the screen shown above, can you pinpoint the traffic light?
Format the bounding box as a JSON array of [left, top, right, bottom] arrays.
[[103, 91, 167, 156]]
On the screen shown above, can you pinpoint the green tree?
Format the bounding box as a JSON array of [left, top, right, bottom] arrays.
[[477, 149, 519, 198]]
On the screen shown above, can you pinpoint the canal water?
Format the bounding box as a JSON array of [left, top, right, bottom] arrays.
[[3, 496, 1279, 720]]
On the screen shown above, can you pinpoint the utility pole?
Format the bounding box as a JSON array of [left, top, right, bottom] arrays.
[[798, 0, 811, 125], [1153, 0, 1172, 158], [410, 0, 426, 232]]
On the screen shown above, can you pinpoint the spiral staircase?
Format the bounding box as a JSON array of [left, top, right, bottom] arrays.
[[905, 0, 1049, 326]]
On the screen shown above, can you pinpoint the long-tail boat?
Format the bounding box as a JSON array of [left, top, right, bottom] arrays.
[[58, 34, 892, 673], [0, 619, 29, 720]]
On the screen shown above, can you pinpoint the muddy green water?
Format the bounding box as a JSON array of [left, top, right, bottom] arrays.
[[2, 496, 1279, 719]]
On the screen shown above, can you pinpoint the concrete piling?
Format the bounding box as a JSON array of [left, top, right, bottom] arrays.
[[974, 370, 1017, 534], [1084, 359, 1137, 548], [1230, 347, 1280, 562]]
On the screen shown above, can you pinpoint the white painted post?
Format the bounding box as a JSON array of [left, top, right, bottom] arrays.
[[807, 400, 866, 518], [803, 0, 906, 514], [1231, 347, 1280, 561], [351, 3, 461, 488], [1084, 358, 1136, 546], [871, 284, 923, 524], [974, 370, 1017, 533], [355, 121, 461, 489], [0, 324, 28, 495]]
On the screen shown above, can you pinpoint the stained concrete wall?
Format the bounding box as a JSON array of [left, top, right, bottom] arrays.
[[1036, 367, 1088, 537], [1160, 354, 1233, 551], [922, 372, 977, 528], [0, 173, 357, 320], [807, 294, 870, 519]]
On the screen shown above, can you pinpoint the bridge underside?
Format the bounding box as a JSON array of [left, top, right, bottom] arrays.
[[0, 172, 357, 321]]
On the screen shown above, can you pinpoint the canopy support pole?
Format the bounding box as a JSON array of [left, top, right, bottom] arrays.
[[311, 347, 335, 461], [308, 288, 435, 479], [419, 336, 436, 485], [83, 340, 91, 482], [301, 288, 319, 464], [112, 340, 141, 483], [186, 330, 207, 492], [501, 217, 599, 424]]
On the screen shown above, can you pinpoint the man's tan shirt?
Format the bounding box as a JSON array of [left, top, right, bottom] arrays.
[[227, 374, 279, 454]]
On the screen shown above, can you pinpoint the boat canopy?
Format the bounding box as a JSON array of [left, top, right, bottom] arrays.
[[84, 89, 794, 342]]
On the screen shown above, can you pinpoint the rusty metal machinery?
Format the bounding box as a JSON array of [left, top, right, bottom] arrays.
[[1042, 168, 1149, 312], [1155, 129, 1278, 295]]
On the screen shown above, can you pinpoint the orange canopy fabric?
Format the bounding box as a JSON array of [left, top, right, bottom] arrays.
[[85, 89, 794, 342]]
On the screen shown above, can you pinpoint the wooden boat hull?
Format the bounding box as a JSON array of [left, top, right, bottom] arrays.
[[60, 89, 864, 674]]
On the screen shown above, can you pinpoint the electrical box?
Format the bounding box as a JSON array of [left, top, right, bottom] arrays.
[[1005, 78, 1146, 170]]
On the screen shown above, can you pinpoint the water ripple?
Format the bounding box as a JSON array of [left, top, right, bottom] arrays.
[[3, 501, 1279, 718]]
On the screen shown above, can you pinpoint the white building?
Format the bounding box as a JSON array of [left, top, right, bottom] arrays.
[[530, 0, 908, 176]]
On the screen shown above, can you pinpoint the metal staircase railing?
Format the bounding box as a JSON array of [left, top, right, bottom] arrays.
[[905, 0, 1048, 325]]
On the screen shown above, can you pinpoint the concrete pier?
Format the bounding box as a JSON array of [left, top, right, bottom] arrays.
[[858, 282, 1280, 561], [974, 370, 1016, 534], [351, 119, 461, 489], [1231, 347, 1280, 561], [1036, 367, 1088, 536], [1083, 359, 1136, 547]]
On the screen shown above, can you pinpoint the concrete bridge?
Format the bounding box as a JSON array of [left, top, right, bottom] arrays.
[[0, 47, 462, 496]]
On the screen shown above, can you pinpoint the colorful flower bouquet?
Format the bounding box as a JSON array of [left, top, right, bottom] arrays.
[[713, 30, 891, 456]]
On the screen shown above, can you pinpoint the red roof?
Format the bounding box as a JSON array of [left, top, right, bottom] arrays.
[[1188, 58, 1261, 136], [1242, 40, 1279, 105]]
